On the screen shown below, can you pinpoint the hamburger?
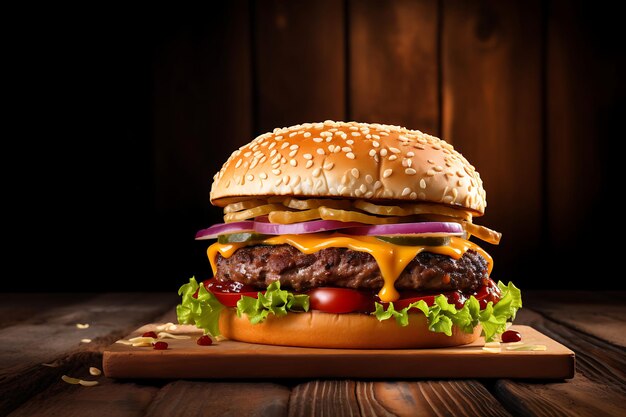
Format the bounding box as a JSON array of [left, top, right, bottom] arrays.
[[177, 121, 521, 348]]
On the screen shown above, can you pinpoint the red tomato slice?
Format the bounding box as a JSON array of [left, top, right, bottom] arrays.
[[196, 279, 260, 307], [307, 287, 375, 314]]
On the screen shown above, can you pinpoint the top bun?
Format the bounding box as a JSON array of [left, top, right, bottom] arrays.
[[210, 121, 486, 215]]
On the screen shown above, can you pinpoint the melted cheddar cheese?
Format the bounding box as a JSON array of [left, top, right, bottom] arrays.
[[207, 234, 492, 303]]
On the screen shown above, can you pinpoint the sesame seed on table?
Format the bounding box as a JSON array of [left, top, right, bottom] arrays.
[[0, 291, 624, 417]]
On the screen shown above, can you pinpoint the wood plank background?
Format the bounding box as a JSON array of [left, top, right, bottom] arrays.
[[9, 0, 624, 291]]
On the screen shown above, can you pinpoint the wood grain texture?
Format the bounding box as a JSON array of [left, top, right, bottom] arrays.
[[7, 352, 159, 417], [355, 381, 512, 417], [349, 0, 439, 134], [288, 380, 360, 417], [524, 291, 626, 348], [496, 308, 626, 417], [0, 293, 176, 416], [0, 293, 94, 330], [144, 381, 290, 417], [254, 0, 345, 133], [546, 0, 625, 290], [442, 0, 543, 286]]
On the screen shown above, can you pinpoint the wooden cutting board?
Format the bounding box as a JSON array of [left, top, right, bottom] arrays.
[[103, 324, 574, 379]]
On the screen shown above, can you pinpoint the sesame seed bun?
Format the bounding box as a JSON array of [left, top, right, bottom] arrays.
[[210, 121, 486, 215], [219, 308, 482, 349]]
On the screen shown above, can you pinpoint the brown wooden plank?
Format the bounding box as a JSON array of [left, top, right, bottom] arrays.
[[0, 293, 95, 330], [0, 293, 176, 416], [524, 291, 626, 348], [546, 0, 625, 291], [144, 381, 290, 417], [441, 0, 543, 286], [7, 352, 159, 417], [288, 380, 511, 417], [494, 307, 626, 416], [254, 0, 345, 133], [103, 324, 572, 379], [151, 0, 253, 281], [355, 381, 512, 417], [288, 380, 360, 417], [349, 0, 439, 135]]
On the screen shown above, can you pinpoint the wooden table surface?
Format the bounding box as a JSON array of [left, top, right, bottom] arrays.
[[1, 291, 624, 417]]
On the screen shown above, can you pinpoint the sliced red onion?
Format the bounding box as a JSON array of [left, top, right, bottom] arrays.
[[254, 220, 363, 235], [342, 222, 464, 236], [195, 221, 255, 240]]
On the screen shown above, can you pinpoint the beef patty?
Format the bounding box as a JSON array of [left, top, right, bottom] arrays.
[[215, 244, 489, 293]]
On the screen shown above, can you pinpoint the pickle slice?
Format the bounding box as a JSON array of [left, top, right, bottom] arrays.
[[376, 235, 451, 246], [217, 233, 269, 244]]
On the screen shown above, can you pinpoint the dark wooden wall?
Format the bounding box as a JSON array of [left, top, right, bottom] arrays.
[[11, 1, 624, 291]]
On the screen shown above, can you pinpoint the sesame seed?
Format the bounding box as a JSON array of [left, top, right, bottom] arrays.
[[289, 150, 298, 157], [341, 175, 349, 185], [372, 141, 380, 147], [260, 173, 268, 179], [281, 142, 290, 149], [235, 159, 242, 168], [359, 184, 367, 193], [303, 153, 313, 160], [283, 175, 290, 185], [409, 192, 417, 199], [290, 144, 299, 150], [320, 132, 332, 137], [313, 137, 323, 143], [389, 147, 401, 154], [313, 168, 321, 177], [402, 187, 411, 196], [324, 162, 334, 170], [304, 132, 311, 138], [374, 181, 382, 190], [289, 132, 297, 137], [305, 160, 314, 168], [369, 149, 376, 157], [272, 169, 281, 175], [405, 168, 417, 175], [326, 137, 333, 142], [372, 134, 380, 140], [275, 178, 282, 186], [380, 149, 388, 156], [268, 142, 276, 149], [434, 166, 443, 172], [328, 145, 335, 152], [351, 168, 360, 178], [388, 155, 397, 161], [246, 174, 254, 181], [346, 139, 354, 145], [420, 179, 427, 189], [317, 148, 325, 155], [380, 132, 389, 136], [346, 152, 355, 159], [407, 151, 415, 157], [355, 189, 363, 197], [351, 132, 361, 137], [415, 144, 426, 150], [342, 147, 352, 152], [383, 169, 393, 178], [281, 157, 287, 164], [290, 159, 297, 166], [366, 134, 371, 139], [365, 174, 373, 184], [427, 169, 436, 176], [364, 191, 374, 198], [250, 159, 258, 169], [260, 156, 267, 163], [334, 146, 341, 154], [244, 151, 252, 157]]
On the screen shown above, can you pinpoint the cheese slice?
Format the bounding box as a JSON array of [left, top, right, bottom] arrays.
[[207, 234, 492, 302]]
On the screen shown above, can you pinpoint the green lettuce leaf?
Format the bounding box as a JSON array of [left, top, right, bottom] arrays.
[[373, 281, 522, 342], [176, 277, 225, 337], [236, 281, 309, 324]]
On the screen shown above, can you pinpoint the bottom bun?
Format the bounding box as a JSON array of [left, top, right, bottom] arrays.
[[219, 309, 482, 349]]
